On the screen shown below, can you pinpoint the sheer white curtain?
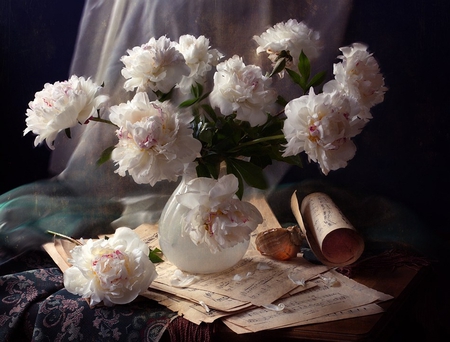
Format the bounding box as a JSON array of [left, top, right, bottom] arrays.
[[51, 0, 352, 219]]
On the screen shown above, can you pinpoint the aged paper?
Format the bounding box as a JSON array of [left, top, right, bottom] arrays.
[[152, 249, 328, 307], [283, 303, 385, 328], [291, 191, 364, 267], [42, 239, 75, 272], [246, 191, 282, 250], [223, 303, 385, 333], [151, 281, 252, 312], [142, 288, 238, 324], [222, 270, 389, 333]]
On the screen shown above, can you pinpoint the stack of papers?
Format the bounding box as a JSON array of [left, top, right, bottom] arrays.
[[134, 223, 392, 332]]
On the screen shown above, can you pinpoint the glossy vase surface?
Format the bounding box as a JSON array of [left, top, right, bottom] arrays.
[[158, 177, 249, 274]]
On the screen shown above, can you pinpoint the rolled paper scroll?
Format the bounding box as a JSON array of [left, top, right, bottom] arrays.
[[291, 191, 364, 267]]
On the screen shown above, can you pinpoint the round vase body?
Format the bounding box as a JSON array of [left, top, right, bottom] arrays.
[[158, 178, 249, 274]]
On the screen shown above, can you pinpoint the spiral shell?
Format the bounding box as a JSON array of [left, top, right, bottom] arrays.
[[255, 226, 303, 261]]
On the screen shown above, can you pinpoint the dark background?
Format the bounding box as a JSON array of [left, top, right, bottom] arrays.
[[281, 0, 450, 241], [1, 0, 449, 238], [0, 0, 85, 192], [342, 0, 450, 237]]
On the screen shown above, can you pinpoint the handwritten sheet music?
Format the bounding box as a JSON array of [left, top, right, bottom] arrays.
[[222, 270, 391, 333]]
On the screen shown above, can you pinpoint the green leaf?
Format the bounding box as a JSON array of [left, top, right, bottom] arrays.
[[179, 97, 199, 108], [199, 127, 214, 145], [226, 162, 245, 199], [250, 154, 273, 170], [191, 84, 199, 98], [154, 87, 175, 102], [198, 91, 211, 103], [279, 154, 304, 167], [306, 71, 327, 90], [276, 95, 288, 107], [149, 248, 164, 263], [196, 163, 211, 178], [286, 68, 302, 86], [96, 145, 115, 166], [298, 50, 311, 80], [268, 57, 286, 78], [200, 104, 218, 121], [226, 158, 268, 190], [206, 160, 220, 179], [196, 153, 221, 179], [196, 82, 204, 97]]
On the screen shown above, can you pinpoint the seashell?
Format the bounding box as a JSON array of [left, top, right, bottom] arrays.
[[255, 226, 303, 261]]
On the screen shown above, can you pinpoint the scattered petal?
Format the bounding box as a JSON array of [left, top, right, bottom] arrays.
[[199, 301, 211, 313], [288, 273, 306, 286], [262, 303, 285, 311], [233, 271, 253, 282], [233, 274, 243, 281], [170, 269, 199, 287], [319, 274, 339, 287], [257, 262, 272, 270]]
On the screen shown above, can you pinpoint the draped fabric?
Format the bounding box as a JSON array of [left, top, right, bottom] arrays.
[[0, 250, 178, 342], [0, 0, 352, 257]]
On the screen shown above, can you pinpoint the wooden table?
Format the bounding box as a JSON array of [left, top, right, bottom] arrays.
[[213, 265, 428, 341]]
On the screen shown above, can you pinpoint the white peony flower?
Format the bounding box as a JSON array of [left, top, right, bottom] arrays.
[[209, 55, 277, 127], [109, 92, 202, 186], [176, 34, 223, 94], [63, 227, 157, 307], [332, 43, 387, 108], [253, 19, 322, 66], [323, 80, 373, 121], [177, 174, 263, 253], [121, 36, 190, 94], [23, 75, 108, 149], [282, 88, 365, 175]]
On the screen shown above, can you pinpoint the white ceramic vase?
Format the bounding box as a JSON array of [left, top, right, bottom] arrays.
[[158, 177, 249, 274]]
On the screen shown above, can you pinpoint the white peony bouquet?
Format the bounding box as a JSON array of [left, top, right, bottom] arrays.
[[25, 19, 386, 270]]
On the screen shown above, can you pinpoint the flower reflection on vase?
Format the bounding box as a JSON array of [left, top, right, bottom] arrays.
[[23, 20, 386, 287], [159, 174, 262, 274]]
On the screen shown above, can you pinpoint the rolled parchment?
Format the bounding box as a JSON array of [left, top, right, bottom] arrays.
[[291, 191, 364, 267]]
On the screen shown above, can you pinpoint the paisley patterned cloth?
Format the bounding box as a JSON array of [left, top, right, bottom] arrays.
[[0, 250, 178, 342]]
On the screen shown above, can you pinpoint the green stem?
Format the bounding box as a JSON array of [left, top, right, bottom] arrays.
[[89, 117, 118, 128], [228, 134, 286, 153]]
